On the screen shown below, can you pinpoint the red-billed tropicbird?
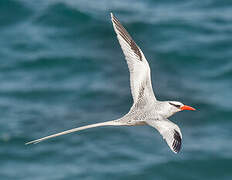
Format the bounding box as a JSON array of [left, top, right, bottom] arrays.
[[26, 13, 196, 153]]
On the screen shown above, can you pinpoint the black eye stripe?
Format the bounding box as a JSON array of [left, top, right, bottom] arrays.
[[169, 102, 181, 108]]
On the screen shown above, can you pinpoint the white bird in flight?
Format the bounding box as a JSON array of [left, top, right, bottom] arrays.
[[26, 13, 196, 153]]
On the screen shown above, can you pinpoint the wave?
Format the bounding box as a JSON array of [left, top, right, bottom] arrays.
[[34, 2, 93, 28], [0, 0, 32, 27]]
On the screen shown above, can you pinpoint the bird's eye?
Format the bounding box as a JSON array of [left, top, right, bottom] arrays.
[[169, 102, 181, 108]]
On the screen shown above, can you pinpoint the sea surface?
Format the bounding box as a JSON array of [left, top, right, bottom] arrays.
[[1, 0, 232, 179]]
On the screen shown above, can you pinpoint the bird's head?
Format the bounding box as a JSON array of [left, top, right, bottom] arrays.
[[164, 101, 196, 117]]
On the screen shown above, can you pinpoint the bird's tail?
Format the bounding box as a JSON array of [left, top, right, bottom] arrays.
[[25, 120, 123, 145]]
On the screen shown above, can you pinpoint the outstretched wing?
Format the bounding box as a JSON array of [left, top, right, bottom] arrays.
[[146, 118, 182, 153], [111, 13, 156, 104]]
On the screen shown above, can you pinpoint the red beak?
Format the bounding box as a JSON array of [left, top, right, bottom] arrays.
[[180, 105, 196, 111]]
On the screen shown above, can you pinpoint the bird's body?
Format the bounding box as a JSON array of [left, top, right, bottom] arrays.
[[26, 13, 195, 153]]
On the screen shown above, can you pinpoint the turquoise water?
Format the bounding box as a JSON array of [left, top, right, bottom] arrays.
[[1, 0, 232, 179]]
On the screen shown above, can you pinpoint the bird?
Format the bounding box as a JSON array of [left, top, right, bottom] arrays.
[[26, 13, 196, 153]]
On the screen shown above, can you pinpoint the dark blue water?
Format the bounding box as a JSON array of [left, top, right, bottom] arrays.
[[1, 0, 232, 179]]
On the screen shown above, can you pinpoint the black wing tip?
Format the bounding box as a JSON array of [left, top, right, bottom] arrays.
[[110, 12, 117, 21], [110, 13, 143, 62], [172, 130, 182, 153]]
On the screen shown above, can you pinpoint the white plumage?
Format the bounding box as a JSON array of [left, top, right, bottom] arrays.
[[26, 13, 196, 154]]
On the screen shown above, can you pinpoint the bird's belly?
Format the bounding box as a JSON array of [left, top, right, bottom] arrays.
[[128, 120, 146, 126]]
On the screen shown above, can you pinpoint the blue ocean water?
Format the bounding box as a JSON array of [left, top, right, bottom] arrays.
[[0, 0, 232, 179]]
